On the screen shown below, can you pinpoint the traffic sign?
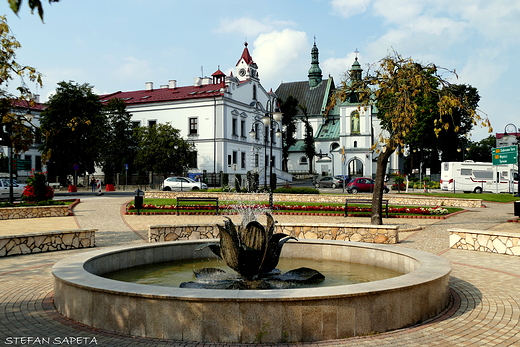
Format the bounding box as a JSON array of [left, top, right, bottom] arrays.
[[492, 146, 518, 165]]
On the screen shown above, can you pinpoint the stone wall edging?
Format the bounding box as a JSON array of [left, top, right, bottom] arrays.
[[0, 229, 96, 257], [449, 228, 520, 256], [0, 199, 78, 220], [149, 223, 398, 244], [144, 191, 482, 208]]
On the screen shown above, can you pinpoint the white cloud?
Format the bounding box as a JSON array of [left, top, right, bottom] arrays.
[[214, 17, 295, 37], [330, 0, 373, 17], [322, 52, 360, 82], [252, 29, 308, 88]]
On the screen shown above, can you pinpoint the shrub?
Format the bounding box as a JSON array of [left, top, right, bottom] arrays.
[[22, 170, 54, 202]]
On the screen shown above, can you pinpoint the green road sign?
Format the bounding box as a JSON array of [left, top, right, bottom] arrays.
[[492, 146, 518, 165]]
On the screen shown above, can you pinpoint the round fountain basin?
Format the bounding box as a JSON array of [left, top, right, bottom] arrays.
[[52, 240, 451, 343]]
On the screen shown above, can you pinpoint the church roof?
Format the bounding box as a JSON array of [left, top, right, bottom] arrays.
[[99, 83, 224, 106], [236, 42, 254, 66], [315, 119, 340, 140], [275, 78, 334, 116]]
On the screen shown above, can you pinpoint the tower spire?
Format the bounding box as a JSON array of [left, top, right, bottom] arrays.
[[308, 38, 323, 87]]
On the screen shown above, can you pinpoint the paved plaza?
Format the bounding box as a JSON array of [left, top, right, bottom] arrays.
[[0, 194, 519, 346]]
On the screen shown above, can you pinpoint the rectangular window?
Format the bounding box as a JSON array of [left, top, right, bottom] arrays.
[[35, 156, 42, 171], [148, 120, 157, 127], [132, 121, 141, 128], [189, 117, 198, 135], [241, 120, 246, 138], [254, 153, 259, 167], [232, 118, 238, 136], [254, 123, 260, 140], [228, 154, 232, 167], [232, 151, 238, 164], [189, 151, 197, 168], [241, 152, 246, 169]]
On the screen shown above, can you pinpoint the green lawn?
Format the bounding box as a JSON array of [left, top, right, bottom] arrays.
[[402, 192, 520, 203]]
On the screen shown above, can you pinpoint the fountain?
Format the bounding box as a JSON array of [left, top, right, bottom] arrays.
[[52, 211, 451, 343], [180, 213, 324, 289]]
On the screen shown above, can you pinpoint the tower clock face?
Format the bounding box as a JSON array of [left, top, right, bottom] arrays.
[[239, 68, 246, 77]]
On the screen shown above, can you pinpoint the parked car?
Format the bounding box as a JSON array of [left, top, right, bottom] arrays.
[[0, 179, 26, 200], [314, 176, 344, 188], [346, 177, 389, 194], [163, 177, 207, 191]]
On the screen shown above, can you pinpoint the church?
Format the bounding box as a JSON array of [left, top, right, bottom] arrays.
[[100, 43, 290, 186], [275, 43, 403, 180]]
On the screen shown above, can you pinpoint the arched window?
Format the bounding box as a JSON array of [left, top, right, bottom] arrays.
[[299, 156, 308, 165], [351, 111, 360, 134], [353, 141, 357, 148]]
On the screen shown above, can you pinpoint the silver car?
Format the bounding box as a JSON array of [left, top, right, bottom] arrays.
[[163, 177, 207, 191], [314, 176, 344, 189], [0, 179, 26, 200]]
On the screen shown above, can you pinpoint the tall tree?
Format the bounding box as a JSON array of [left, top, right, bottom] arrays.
[[331, 51, 491, 225], [279, 95, 298, 171], [134, 123, 194, 179], [299, 105, 316, 174], [100, 98, 137, 184], [467, 135, 496, 162], [404, 82, 480, 173], [0, 16, 42, 153], [39, 81, 105, 185]]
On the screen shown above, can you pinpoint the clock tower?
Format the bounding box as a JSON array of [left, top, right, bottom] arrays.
[[236, 42, 258, 82]]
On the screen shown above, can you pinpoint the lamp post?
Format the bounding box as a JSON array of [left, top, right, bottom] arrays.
[[250, 97, 282, 209], [503, 123, 520, 196]]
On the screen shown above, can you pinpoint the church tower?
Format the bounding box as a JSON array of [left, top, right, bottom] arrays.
[[236, 42, 259, 82], [350, 52, 363, 81], [308, 39, 323, 88]]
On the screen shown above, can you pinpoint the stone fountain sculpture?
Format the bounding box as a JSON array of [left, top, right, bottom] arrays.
[[180, 212, 325, 289]]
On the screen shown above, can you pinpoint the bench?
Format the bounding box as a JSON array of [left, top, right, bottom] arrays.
[[345, 199, 389, 218], [176, 197, 219, 215]]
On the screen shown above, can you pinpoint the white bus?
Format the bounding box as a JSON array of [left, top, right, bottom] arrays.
[[440, 161, 518, 194]]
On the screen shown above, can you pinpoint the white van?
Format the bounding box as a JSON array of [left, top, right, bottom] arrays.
[[440, 161, 518, 194]]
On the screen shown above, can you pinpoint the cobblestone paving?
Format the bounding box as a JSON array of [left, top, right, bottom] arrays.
[[0, 196, 519, 346]]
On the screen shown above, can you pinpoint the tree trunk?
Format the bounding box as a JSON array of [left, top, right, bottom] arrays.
[[371, 149, 393, 225]]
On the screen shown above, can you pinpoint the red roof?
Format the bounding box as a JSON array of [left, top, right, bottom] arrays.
[[236, 42, 254, 66], [99, 83, 225, 106], [12, 99, 44, 111]]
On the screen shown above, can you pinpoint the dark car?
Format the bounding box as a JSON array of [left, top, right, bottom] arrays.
[[314, 176, 344, 188], [346, 177, 389, 194]]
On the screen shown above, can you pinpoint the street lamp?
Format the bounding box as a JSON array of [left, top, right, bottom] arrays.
[[503, 123, 520, 197], [249, 97, 282, 209]]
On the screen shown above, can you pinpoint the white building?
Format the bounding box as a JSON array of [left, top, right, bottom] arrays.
[[0, 99, 46, 182], [101, 43, 289, 186]]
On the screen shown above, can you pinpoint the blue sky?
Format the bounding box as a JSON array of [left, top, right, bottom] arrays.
[[4, 0, 520, 141]]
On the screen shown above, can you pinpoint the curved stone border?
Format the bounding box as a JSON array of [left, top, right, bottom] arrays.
[[52, 240, 451, 343], [148, 223, 399, 244]]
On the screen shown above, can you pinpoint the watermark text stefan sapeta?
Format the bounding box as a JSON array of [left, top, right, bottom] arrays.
[[4, 336, 98, 345]]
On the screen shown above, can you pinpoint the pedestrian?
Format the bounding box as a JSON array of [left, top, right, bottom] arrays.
[[90, 178, 96, 192]]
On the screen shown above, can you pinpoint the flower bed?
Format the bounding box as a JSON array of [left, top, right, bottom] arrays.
[[126, 203, 451, 216]]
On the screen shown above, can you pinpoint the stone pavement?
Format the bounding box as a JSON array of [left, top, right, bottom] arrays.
[[0, 195, 519, 346]]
